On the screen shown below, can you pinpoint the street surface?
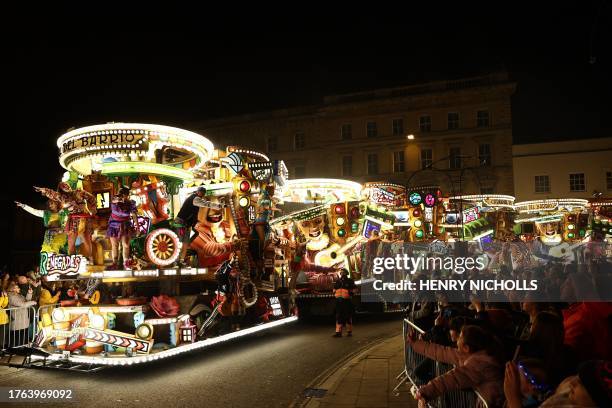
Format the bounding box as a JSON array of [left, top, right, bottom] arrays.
[[1, 314, 402, 408]]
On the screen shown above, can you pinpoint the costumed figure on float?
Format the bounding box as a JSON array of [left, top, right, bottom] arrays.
[[34, 182, 97, 264], [15, 196, 68, 254], [106, 187, 139, 270]]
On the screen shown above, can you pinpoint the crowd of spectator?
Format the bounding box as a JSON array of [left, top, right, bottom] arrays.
[[404, 258, 612, 407]]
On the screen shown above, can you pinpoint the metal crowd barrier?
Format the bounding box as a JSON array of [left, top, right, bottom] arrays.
[[394, 318, 489, 408], [0, 305, 39, 353]]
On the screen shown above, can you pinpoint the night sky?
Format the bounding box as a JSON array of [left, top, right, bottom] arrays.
[[4, 4, 611, 260]]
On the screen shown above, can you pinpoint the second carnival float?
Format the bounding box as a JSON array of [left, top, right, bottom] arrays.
[[9, 122, 612, 369]]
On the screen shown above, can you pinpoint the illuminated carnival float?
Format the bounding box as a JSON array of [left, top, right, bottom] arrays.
[[271, 180, 417, 315], [22, 124, 297, 368]]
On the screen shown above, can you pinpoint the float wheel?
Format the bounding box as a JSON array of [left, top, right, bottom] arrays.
[[145, 228, 181, 267]]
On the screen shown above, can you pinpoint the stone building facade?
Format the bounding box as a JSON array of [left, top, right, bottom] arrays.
[[195, 72, 516, 196]]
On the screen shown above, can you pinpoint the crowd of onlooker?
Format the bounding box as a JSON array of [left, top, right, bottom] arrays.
[[0, 265, 126, 350], [0, 266, 67, 348], [404, 258, 612, 407]]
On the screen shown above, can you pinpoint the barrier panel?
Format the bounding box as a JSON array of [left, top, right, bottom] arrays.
[[1, 305, 38, 353], [395, 318, 489, 408]]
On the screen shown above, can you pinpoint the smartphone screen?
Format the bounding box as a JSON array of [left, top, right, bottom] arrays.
[[512, 345, 521, 362]]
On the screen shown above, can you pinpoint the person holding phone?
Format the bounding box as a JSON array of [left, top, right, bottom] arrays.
[[407, 325, 505, 407]]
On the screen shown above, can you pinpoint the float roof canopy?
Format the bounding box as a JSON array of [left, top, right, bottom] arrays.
[[57, 123, 215, 178], [281, 178, 362, 204]]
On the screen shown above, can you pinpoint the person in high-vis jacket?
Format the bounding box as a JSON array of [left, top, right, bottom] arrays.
[[333, 269, 356, 337]]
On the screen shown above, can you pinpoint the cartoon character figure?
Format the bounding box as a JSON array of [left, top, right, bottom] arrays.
[[291, 207, 339, 292], [190, 196, 239, 269], [131, 178, 169, 225], [535, 220, 562, 246]]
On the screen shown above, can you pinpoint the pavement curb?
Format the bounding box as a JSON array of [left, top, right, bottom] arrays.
[[292, 334, 401, 408]]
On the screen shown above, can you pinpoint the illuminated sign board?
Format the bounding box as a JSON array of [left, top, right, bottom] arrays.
[[61, 133, 147, 155], [132, 216, 151, 235], [362, 219, 382, 238], [370, 188, 396, 206], [269, 296, 284, 317], [40, 253, 87, 279], [96, 192, 110, 209]]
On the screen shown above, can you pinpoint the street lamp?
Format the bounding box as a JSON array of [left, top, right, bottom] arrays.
[[406, 134, 415, 140]]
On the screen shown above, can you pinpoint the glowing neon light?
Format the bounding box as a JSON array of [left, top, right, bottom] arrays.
[[146, 229, 181, 267], [33, 316, 298, 366], [101, 162, 194, 180]]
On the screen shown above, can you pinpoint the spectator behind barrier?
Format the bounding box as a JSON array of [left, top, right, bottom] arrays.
[[7, 281, 37, 347], [563, 302, 612, 363], [520, 311, 576, 385], [504, 358, 554, 408], [408, 325, 505, 407], [540, 360, 612, 407]]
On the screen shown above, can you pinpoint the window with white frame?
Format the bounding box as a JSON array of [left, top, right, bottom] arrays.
[[294, 131, 305, 150], [420, 148, 433, 170], [534, 175, 550, 193], [607, 171, 612, 190], [419, 115, 431, 132], [341, 124, 352, 140], [448, 112, 459, 130], [367, 153, 378, 175], [366, 121, 377, 138], [478, 143, 491, 166], [569, 173, 585, 192], [393, 151, 405, 172], [392, 118, 404, 136], [449, 147, 462, 169], [477, 110, 490, 127], [342, 156, 352, 176], [267, 136, 278, 152]]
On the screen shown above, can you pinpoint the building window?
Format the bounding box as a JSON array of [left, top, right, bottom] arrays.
[[607, 171, 612, 190], [267, 136, 278, 152], [447, 112, 459, 130], [342, 156, 352, 177], [341, 124, 352, 140], [393, 151, 405, 173], [294, 166, 306, 178], [480, 187, 494, 194], [478, 143, 491, 166], [477, 110, 490, 127], [534, 175, 550, 193], [366, 121, 377, 138], [569, 173, 585, 192], [419, 115, 431, 132], [420, 148, 433, 170], [367, 153, 378, 175], [449, 147, 462, 169], [294, 131, 305, 150], [392, 118, 404, 136]]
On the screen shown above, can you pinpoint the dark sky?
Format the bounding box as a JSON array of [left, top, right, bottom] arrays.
[[3, 3, 611, 259]]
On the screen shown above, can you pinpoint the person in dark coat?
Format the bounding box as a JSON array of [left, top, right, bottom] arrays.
[[175, 186, 206, 265], [333, 269, 356, 337]]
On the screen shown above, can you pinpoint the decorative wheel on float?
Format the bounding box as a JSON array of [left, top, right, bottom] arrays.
[[145, 228, 181, 267]]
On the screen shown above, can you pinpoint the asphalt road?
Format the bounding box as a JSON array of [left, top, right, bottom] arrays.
[[1, 314, 403, 408]]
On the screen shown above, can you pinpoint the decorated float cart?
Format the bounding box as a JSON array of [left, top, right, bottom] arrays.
[[271, 180, 416, 316], [511, 198, 591, 266], [24, 124, 296, 370], [270, 178, 364, 316]]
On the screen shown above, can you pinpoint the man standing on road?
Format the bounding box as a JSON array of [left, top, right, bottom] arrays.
[[333, 269, 356, 337]]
